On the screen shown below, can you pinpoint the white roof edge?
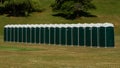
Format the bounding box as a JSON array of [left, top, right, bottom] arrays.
[[4, 23, 114, 28]]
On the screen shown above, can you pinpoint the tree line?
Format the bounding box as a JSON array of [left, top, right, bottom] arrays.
[[0, 0, 96, 18]]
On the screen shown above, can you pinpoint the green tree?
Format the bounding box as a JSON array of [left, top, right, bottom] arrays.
[[51, 0, 96, 18], [0, 0, 42, 16]]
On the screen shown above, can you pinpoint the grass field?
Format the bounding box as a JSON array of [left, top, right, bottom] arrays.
[[0, 0, 120, 68]]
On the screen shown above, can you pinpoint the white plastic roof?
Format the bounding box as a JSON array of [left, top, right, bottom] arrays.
[[4, 23, 114, 28]]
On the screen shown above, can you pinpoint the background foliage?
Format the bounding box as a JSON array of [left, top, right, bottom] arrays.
[[51, 0, 96, 18], [0, 0, 42, 16]]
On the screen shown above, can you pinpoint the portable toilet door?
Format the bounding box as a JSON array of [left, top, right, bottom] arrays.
[[14, 25, 18, 42], [8, 25, 10, 42], [55, 25, 60, 45], [60, 25, 66, 45], [39, 26, 41, 44], [17, 25, 20, 42], [53, 24, 58, 45], [31, 25, 36, 43], [18, 25, 23, 42], [4, 25, 9, 42], [105, 23, 114, 47], [43, 24, 48, 44], [85, 24, 91, 47], [78, 25, 85, 46], [9, 25, 12, 42], [40, 26, 44, 44], [44, 25, 50, 44], [35, 25, 40, 44], [72, 25, 79, 46], [50, 25, 55, 44], [22, 25, 27, 43], [10, 25, 14, 42], [66, 25, 72, 46], [99, 25, 106, 47], [91, 24, 98, 47], [7, 25, 11, 42], [64, 24, 69, 46], [17, 25, 21, 43], [26, 25, 31, 43]]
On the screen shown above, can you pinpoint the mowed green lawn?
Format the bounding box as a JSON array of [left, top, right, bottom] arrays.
[[0, 0, 120, 68]]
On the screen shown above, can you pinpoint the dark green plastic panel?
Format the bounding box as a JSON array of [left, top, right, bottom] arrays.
[[36, 27, 40, 43], [79, 27, 84, 46], [50, 27, 55, 44], [40, 28, 44, 44], [26, 28, 31, 43], [92, 27, 98, 47], [18, 28, 22, 42], [85, 27, 91, 47], [66, 27, 72, 45], [31, 28, 35, 43], [55, 28, 60, 45], [45, 27, 49, 44], [73, 27, 78, 46], [99, 27, 105, 47], [106, 27, 114, 47], [7, 28, 11, 42], [61, 28, 66, 45], [15, 28, 18, 42], [23, 28, 27, 43]]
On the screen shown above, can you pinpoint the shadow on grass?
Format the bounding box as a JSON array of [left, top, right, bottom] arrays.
[[53, 11, 97, 20], [6, 13, 30, 17], [0, 7, 5, 15], [0, 8, 43, 17]]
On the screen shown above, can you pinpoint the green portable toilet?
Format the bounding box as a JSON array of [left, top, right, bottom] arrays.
[[17, 25, 22, 42], [91, 24, 98, 47], [40, 25, 44, 44], [18, 25, 23, 42], [26, 25, 31, 43], [60, 25, 66, 45], [7, 25, 10, 42], [31, 25, 36, 43], [85, 24, 91, 47], [99, 25, 106, 47], [14, 25, 18, 42], [78, 24, 85, 46], [53, 24, 57, 45], [105, 23, 114, 47], [55, 26, 60, 45], [9, 25, 12, 42], [4, 25, 9, 42], [22, 25, 27, 43], [50, 25, 55, 44], [106, 27, 114, 47], [89, 24, 94, 47], [44, 25, 49, 44], [66, 25, 72, 46], [39, 26, 41, 44], [43, 24, 48, 44], [72, 24, 79, 46], [16, 25, 19, 42], [65, 24, 68, 46], [10, 25, 14, 42], [7, 26, 11, 42], [35, 25, 40, 44]]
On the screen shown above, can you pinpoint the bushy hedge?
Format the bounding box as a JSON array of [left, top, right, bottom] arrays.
[[0, 0, 42, 16]]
